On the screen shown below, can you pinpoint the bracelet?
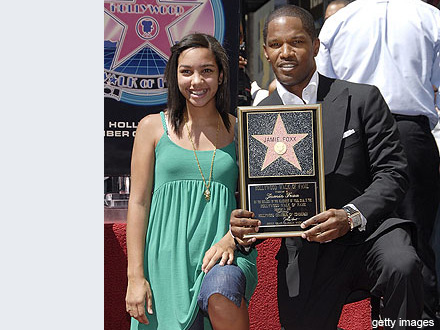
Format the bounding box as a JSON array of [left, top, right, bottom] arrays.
[[347, 216, 354, 231], [229, 225, 236, 239]]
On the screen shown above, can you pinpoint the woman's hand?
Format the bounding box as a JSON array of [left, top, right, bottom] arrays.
[[125, 277, 153, 324], [201, 233, 236, 273]]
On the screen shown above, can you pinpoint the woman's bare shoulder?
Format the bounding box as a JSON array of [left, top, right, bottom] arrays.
[[136, 113, 164, 140], [138, 112, 161, 127]]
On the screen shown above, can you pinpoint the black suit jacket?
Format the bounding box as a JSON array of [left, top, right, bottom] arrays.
[[256, 75, 417, 304], [259, 74, 412, 244]]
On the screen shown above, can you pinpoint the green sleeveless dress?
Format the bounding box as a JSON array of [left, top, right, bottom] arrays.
[[131, 112, 258, 330]]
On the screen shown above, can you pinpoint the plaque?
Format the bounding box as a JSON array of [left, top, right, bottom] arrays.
[[237, 105, 326, 238]]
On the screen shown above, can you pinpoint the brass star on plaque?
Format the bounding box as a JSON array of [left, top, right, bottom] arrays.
[[252, 114, 308, 171]]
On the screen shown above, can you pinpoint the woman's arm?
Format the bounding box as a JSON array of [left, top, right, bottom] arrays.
[[125, 115, 160, 324]]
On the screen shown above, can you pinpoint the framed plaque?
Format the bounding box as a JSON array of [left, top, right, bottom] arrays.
[[237, 105, 326, 238]]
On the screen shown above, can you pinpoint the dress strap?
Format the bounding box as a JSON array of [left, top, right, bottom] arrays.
[[159, 111, 168, 135]]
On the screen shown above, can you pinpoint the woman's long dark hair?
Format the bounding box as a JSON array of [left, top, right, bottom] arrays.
[[164, 33, 231, 134]]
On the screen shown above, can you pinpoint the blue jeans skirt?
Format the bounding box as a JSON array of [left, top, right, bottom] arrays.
[[187, 264, 247, 330], [197, 263, 247, 313]]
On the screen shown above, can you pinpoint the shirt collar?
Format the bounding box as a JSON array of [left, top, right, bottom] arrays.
[[277, 70, 319, 105]]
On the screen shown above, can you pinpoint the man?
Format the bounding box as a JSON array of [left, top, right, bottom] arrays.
[[231, 5, 423, 329], [324, 0, 350, 20], [316, 0, 440, 324]]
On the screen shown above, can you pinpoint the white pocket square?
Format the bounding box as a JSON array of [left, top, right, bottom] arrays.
[[343, 129, 355, 139]]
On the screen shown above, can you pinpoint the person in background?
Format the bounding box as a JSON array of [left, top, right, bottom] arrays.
[[324, 0, 350, 21], [231, 5, 423, 329], [268, 79, 277, 94], [250, 81, 269, 105], [432, 86, 440, 152], [432, 84, 440, 323], [251, 79, 277, 106], [125, 33, 257, 330], [237, 21, 252, 107], [316, 0, 440, 325]]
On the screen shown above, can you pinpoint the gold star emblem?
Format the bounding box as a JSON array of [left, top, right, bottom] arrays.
[[252, 114, 308, 171]]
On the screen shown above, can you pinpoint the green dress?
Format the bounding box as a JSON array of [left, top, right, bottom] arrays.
[[131, 112, 258, 330]]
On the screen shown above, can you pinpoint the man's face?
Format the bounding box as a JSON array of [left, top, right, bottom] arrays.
[[263, 16, 319, 96]]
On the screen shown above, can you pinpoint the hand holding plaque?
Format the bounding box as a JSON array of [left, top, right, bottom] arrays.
[[237, 105, 326, 238]]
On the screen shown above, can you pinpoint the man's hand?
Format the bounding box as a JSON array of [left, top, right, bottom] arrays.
[[300, 208, 351, 243], [229, 209, 261, 246]]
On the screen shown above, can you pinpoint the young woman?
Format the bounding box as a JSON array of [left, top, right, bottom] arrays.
[[125, 33, 258, 330]]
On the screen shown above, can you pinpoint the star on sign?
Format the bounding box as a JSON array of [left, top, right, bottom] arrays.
[[252, 114, 308, 171], [104, 0, 201, 68]]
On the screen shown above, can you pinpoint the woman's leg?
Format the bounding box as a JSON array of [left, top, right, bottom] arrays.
[[198, 264, 249, 330], [208, 294, 249, 330]]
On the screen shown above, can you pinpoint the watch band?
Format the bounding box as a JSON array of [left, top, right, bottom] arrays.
[[342, 206, 361, 231]]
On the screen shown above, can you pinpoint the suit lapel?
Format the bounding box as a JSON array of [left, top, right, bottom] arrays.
[[318, 75, 349, 175], [259, 90, 283, 106]]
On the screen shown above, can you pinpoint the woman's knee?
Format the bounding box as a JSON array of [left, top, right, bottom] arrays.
[[198, 264, 246, 313]]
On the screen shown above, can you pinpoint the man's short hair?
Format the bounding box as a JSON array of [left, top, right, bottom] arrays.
[[263, 5, 317, 44]]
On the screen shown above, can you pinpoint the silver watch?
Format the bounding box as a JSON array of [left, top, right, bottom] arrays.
[[342, 205, 362, 231]]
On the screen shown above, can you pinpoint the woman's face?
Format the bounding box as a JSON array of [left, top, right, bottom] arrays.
[[177, 47, 222, 109]]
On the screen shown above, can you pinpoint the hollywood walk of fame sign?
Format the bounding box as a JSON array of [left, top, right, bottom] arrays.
[[237, 105, 326, 238], [104, 0, 239, 177]]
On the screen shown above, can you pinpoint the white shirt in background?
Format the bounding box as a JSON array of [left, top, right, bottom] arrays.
[[316, 0, 440, 129]]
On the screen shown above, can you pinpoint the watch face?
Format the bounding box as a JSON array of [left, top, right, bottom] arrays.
[[351, 213, 362, 227]]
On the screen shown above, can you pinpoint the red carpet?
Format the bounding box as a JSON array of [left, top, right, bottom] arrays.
[[249, 238, 372, 330], [105, 223, 371, 330]]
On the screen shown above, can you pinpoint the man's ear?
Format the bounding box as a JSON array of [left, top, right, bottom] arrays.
[[263, 44, 270, 62], [313, 38, 320, 57]]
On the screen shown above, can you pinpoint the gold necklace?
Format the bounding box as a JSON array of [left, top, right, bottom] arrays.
[[185, 113, 220, 202]]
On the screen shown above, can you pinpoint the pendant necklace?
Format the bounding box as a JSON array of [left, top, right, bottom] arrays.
[[185, 113, 220, 202]]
